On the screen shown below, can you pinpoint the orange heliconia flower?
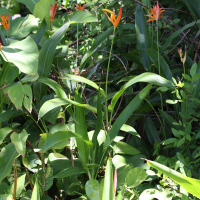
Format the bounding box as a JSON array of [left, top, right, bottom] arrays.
[[103, 5, 122, 29], [75, 3, 85, 11], [50, 3, 57, 23], [178, 45, 187, 64], [1, 14, 10, 32], [146, 1, 165, 23]]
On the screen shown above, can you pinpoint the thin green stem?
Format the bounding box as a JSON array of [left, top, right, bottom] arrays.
[[75, 23, 79, 78], [156, 24, 160, 75], [105, 28, 115, 131], [183, 63, 185, 75]]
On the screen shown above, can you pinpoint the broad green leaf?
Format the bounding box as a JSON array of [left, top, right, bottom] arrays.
[[16, 0, 40, 13], [31, 180, 40, 200], [0, 110, 23, 123], [0, 143, 19, 183], [21, 73, 39, 83], [8, 174, 26, 199], [0, 194, 13, 200], [11, 129, 28, 156], [38, 98, 98, 119], [146, 159, 200, 198], [69, 10, 98, 24], [9, 15, 38, 39], [63, 74, 105, 97], [116, 184, 126, 200], [75, 90, 89, 168], [120, 124, 139, 137], [145, 49, 173, 81], [1, 37, 38, 75], [40, 131, 81, 153], [80, 27, 113, 69], [85, 180, 100, 200], [144, 117, 161, 144], [0, 127, 12, 145], [54, 167, 87, 178], [33, 22, 70, 101], [126, 167, 148, 187], [7, 82, 24, 109], [104, 84, 152, 150], [135, 4, 151, 70], [113, 141, 140, 155], [102, 158, 113, 200], [139, 189, 171, 200], [33, 0, 55, 29]]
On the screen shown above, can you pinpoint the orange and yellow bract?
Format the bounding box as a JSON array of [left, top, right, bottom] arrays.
[[146, 1, 165, 23], [178, 45, 187, 64], [50, 3, 57, 23], [75, 4, 85, 11], [1, 14, 10, 32], [103, 5, 122, 29]]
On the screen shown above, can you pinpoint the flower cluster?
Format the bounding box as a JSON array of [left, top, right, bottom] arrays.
[[1, 14, 10, 32]]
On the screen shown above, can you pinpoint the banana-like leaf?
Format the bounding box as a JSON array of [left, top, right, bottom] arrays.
[[16, 0, 40, 13]]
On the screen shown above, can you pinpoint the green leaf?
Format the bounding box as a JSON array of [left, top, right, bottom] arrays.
[[104, 84, 152, 150], [85, 179, 101, 200], [116, 184, 126, 200], [0, 128, 12, 145], [113, 141, 140, 155], [126, 167, 148, 187], [0, 143, 19, 183], [33, 22, 70, 101], [145, 49, 173, 81], [144, 117, 161, 145], [31, 180, 40, 200], [146, 159, 200, 198], [135, 4, 151, 70], [33, 0, 55, 29], [120, 72, 174, 89], [63, 74, 105, 97], [38, 98, 98, 119], [80, 27, 113, 69], [190, 62, 197, 78], [75, 90, 89, 168], [69, 10, 98, 24], [9, 15, 38, 39], [54, 167, 87, 178], [8, 174, 26, 199], [160, 19, 200, 53], [102, 158, 113, 200], [15, 0, 40, 13], [0, 194, 13, 200], [0, 110, 23, 123], [40, 131, 81, 153], [1, 37, 39, 75], [37, 77, 67, 98], [11, 129, 28, 156]]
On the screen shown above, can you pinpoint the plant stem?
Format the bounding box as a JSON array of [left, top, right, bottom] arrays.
[[156, 24, 160, 75], [105, 28, 115, 131], [75, 23, 79, 77]]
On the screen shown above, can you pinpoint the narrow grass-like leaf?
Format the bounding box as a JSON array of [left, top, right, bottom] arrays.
[[80, 27, 113, 69], [39, 98, 98, 119], [31, 180, 40, 200], [146, 159, 200, 198], [75, 90, 89, 168], [63, 74, 105, 97], [104, 84, 152, 150], [102, 158, 113, 200], [145, 49, 173, 81], [33, 22, 70, 101], [135, 4, 151, 70], [144, 117, 161, 145]]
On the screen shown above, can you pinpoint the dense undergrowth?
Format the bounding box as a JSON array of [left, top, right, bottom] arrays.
[[0, 0, 200, 199]]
